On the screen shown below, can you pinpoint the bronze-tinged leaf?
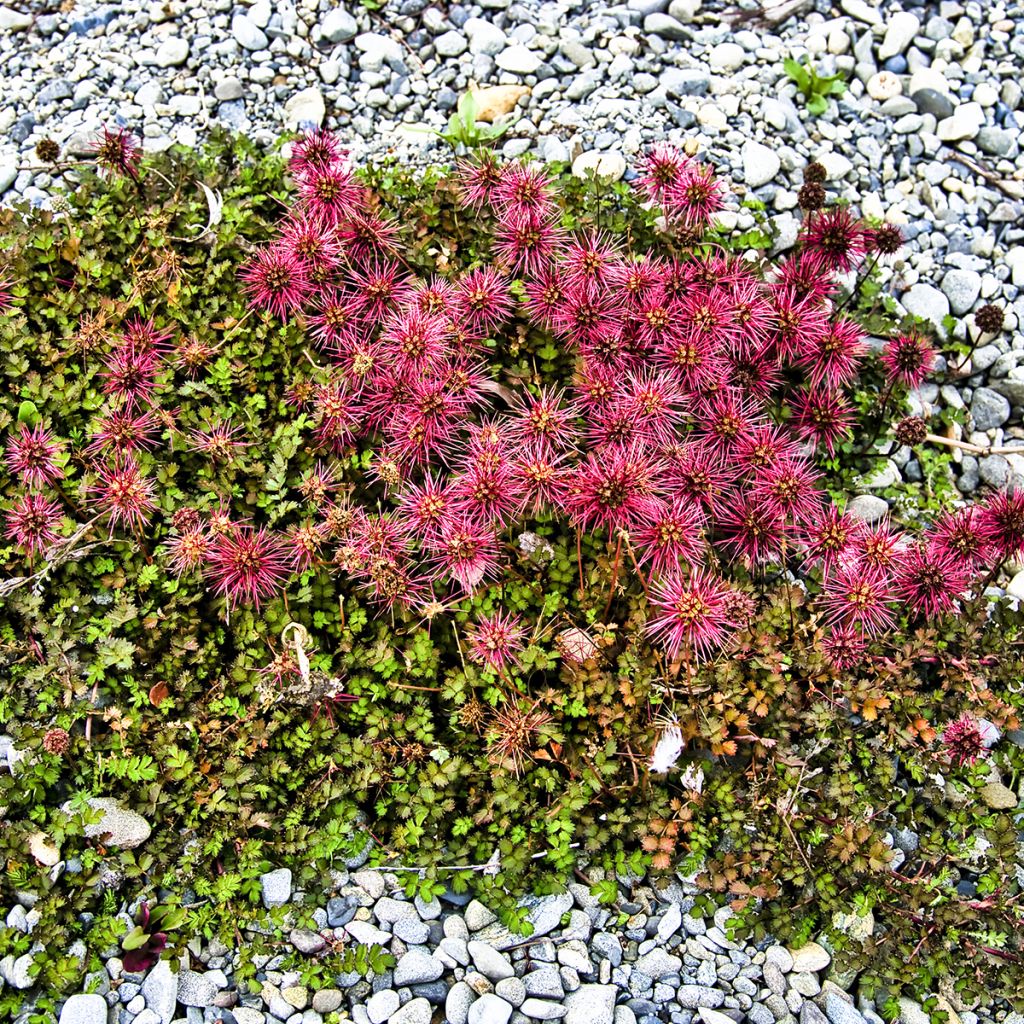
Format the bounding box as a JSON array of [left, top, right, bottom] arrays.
[[61, 234, 80, 262], [149, 682, 170, 707]]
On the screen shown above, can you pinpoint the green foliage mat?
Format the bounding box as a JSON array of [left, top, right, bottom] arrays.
[[1, 132, 1023, 1009]]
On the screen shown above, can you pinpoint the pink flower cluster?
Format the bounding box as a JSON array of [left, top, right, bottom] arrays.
[[3, 133, 1018, 671]]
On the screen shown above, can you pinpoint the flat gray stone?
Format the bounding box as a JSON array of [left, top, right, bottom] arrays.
[[141, 961, 178, 1024], [635, 949, 681, 979], [971, 388, 1011, 431], [59, 994, 107, 1024], [177, 970, 219, 1008], [320, 8, 357, 42], [260, 868, 292, 908], [522, 1000, 568, 1020], [446, 982, 476, 1024], [468, 941, 515, 980], [366, 989, 399, 1024], [677, 986, 725, 1009], [390, 997, 432, 1024], [564, 985, 616, 1024], [393, 948, 444, 986], [469, 994, 515, 1024]]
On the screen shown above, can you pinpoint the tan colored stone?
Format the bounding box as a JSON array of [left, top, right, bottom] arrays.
[[470, 84, 530, 123]]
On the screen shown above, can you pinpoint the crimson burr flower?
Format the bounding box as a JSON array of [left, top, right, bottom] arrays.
[[204, 525, 292, 612], [493, 214, 565, 278], [563, 443, 662, 534], [0, 279, 12, 311], [646, 567, 736, 661], [121, 316, 173, 355], [894, 543, 971, 620], [789, 387, 854, 456], [339, 211, 402, 261], [4, 492, 64, 557], [717, 493, 786, 568], [941, 714, 989, 767], [854, 521, 905, 573], [507, 387, 579, 454], [770, 287, 830, 363], [492, 162, 556, 225], [396, 474, 453, 540], [799, 317, 866, 390], [561, 232, 623, 294], [800, 506, 862, 574], [636, 143, 691, 204], [977, 489, 1024, 561], [929, 505, 993, 570], [512, 446, 569, 514], [523, 269, 567, 331], [5, 424, 65, 490], [456, 151, 506, 209], [87, 409, 161, 458], [624, 370, 687, 446], [414, 276, 459, 319], [241, 244, 311, 320], [468, 611, 527, 672], [820, 562, 896, 636], [451, 464, 525, 527], [880, 331, 936, 389], [380, 308, 449, 378], [296, 160, 362, 226], [732, 422, 801, 476], [634, 497, 706, 573], [456, 267, 513, 337], [800, 207, 868, 273], [663, 163, 724, 232], [163, 526, 210, 576], [279, 211, 343, 276], [92, 125, 141, 180], [773, 251, 837, 306], [91, 457, 157, 533], [288, 128, 344, 176], [101, 342, 161, 410], [350, 259, 415, 323], [821, 625, 866, 672], [306, 287, 362, 355], [429, 514, 501, 592]]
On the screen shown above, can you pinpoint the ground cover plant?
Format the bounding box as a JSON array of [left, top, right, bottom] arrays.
[[1, 126, 1023, 1012]]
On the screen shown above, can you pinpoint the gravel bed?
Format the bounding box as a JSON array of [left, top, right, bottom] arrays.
[[5, 865, 1014, 1024]]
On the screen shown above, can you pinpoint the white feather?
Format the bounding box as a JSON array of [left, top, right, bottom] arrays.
[[649, 726, 685, 773]]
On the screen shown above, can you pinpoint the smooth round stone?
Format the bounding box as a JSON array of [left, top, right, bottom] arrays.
[[883, 55, 908, 73], [911, 87, 954, 119]]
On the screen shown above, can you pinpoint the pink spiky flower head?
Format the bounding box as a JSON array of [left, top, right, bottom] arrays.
[[930, 505, 992, 570], [204, 524, 292, 613], [663, 163, 724, 233], [636, 143, 692, 204], [163, 526, 211, 577], [296, 159, 362, 226], [978, 489, 1024, 561], [895, 543, 971, 620], [820, 562, 896, 636], [288, 128, 344, 176], [468, 611, 528, 673], [880, 331, 936, 389], [5, 424, 65, 490], [941, 714, 989, 767], [456, 151, 506, 210], [91, 456, 157, 533], [634, 497, 706, 574], [241, 244, 311, 320], [646, 567, 736, 662], [821, 624, 866, 672], [430, 513, 501, 593], [4, 492, 64, 557], [457, 267, 513, 337], [563, 443, 662, 534], [492, 162, 556, 225], [801, 206, 868, 273], [92, 125, 141, 180]]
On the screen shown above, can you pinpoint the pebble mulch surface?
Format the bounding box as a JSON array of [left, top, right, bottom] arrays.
[[11, 866, 1017, 1024]]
